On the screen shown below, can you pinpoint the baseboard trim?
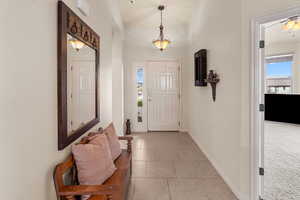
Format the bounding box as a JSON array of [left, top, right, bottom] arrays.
[[179, 129, 189, 133], [187, 132, 244, 200]]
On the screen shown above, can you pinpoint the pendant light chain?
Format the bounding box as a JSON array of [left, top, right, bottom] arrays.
[[161, 8, 162, 26], [160, 8, 164, 41]]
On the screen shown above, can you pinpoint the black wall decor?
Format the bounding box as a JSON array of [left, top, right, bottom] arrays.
[[194, 49, 207, 87], [265, 94, 300, 124]]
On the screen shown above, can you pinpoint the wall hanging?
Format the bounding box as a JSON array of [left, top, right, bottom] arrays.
[[194, 49, 207, 87], [206, 70, 220, 102]]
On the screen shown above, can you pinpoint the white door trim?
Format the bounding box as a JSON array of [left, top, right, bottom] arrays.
[[250, 6, 300, 200]]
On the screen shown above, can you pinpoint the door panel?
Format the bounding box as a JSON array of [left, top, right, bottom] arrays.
[[147, 61, 179, 131]]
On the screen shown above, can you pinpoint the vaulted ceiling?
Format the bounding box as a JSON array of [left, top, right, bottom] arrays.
[[120, 0, 196, 48]]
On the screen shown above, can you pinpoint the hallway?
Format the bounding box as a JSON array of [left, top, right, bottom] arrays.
[[126, 132, 237, 200], [4, 0, 300, 199]]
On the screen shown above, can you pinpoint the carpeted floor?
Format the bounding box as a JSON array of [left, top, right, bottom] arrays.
[[264, 121, 300, 200]]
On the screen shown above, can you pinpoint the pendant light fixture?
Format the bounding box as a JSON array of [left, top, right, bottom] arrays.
[[153, 5, 171, 51]]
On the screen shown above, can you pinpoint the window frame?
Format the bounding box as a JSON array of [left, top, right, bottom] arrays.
[[265, 54, 294, 94], [132, 63, 148, 132]]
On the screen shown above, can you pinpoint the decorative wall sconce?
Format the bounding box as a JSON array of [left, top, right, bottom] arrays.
[[205, 70, 220, 102]]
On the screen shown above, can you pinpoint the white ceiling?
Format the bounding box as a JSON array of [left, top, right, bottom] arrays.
[[265, 19, 300, 45], [120, 0, 196, 48]]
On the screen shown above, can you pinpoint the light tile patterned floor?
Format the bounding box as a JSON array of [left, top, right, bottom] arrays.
[[126, 132, 237, 200]]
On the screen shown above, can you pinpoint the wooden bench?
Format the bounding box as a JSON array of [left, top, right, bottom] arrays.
[[53, 134, 133, 200]]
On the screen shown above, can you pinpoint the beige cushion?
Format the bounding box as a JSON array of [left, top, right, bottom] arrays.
[[103, 123, 122, 160], [72, 134, 116, 189]]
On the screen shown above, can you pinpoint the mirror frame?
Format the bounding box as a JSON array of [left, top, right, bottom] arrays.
[[57, 1, 100, 150]]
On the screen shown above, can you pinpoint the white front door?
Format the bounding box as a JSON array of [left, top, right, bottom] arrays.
[[147, 61, 180, 131]]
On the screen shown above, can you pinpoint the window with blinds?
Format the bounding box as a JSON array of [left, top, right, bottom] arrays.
[[265, 54, 293, 94]]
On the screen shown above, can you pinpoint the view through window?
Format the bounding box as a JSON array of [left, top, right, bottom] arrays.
[[137, 68, 144, 123], [266, 56, 293, 94]]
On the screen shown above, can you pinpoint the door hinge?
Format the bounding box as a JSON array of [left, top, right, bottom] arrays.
[[178, 94, 181, 99], [259, 40, 265, 49], [178, 121, 181, 127], [259, 104, 265, 112], [259, 167, 264, 176]]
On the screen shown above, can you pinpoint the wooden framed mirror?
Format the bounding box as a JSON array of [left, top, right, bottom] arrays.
[[57, 1, 100, 150]]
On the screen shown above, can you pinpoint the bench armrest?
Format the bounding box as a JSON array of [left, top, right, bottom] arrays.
[[59, 184, 120, 196], [118, 136, 133, 153]]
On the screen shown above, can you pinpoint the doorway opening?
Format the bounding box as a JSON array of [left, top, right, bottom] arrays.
[[251, 7, 300, 200]]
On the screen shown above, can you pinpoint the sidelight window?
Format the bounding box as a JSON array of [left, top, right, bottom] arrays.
[[136, 68, 144, 123]]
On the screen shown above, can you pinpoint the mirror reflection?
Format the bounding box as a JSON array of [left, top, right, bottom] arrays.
[[67, 34, 96, 135]]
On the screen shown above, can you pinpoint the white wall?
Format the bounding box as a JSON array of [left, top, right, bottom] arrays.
[[0, 0, 123, 199], [112, 28, 125, 135], [265, 42, 296, 56], [187, 0, 242, 198], [292, 43, 300, 93], [123, 44, 189, 132]]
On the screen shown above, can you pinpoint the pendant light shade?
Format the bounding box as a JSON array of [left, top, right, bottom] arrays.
[[153, 5, 171, 51], [153, 39, 171, 51]]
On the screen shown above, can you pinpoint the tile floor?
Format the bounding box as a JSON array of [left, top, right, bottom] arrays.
[[125, 132, 237, 200]]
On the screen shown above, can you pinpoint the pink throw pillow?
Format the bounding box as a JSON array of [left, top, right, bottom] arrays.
[[72, 134, 116, 186], [94, 123, 121, 160]]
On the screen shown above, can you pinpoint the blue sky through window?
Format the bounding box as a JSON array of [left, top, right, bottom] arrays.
[[137, 68, 144, 83], [267, 61, 292, 77]]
